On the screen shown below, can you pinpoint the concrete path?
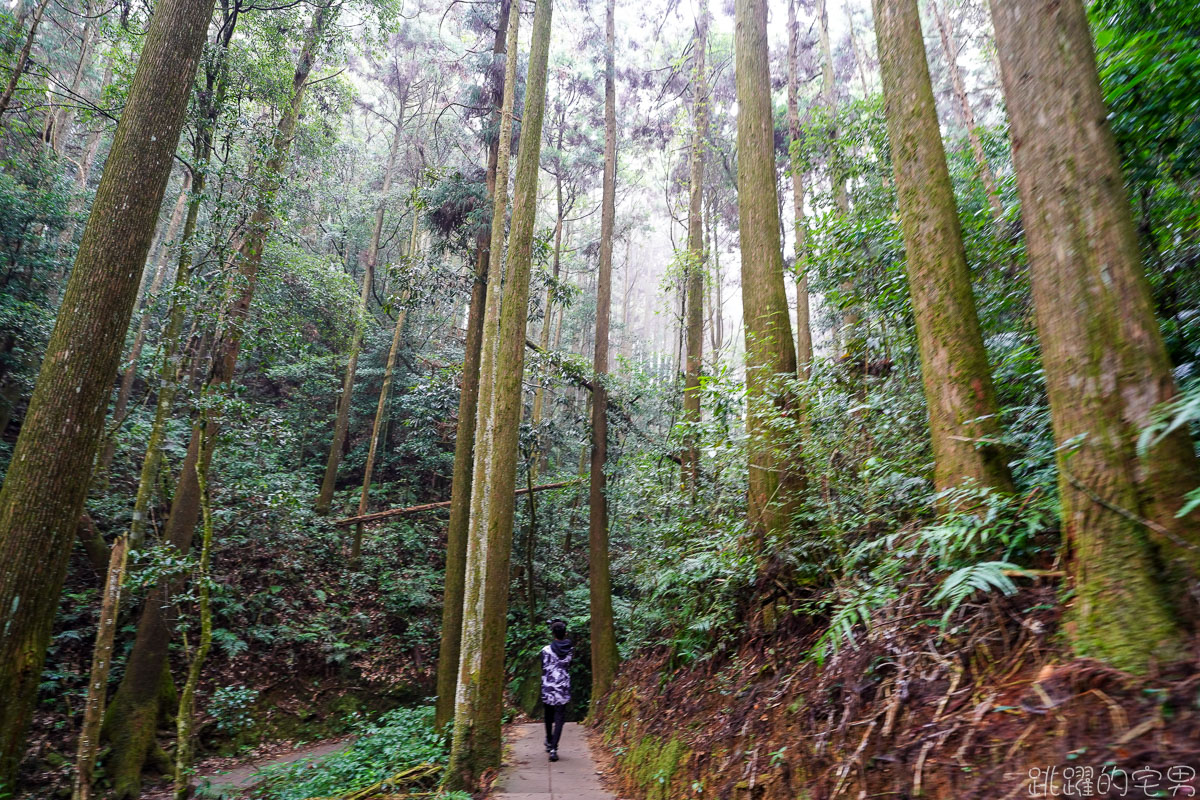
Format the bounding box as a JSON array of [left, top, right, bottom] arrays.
[[492, 722, 614, 800]]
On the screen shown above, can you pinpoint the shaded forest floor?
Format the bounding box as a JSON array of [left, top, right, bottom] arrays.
[[595, 580, 1200, 799]]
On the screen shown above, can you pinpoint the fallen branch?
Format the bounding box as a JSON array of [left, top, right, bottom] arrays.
[[331, 479, 583, 527]]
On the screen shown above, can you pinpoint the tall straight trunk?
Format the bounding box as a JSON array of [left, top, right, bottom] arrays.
[[445, 0, 552, 786], [873, 0, 1013, 494], [316, 110, 406, 515], [98, 175, 192, 476], [681, 0, 708, 491], [989, 0, 1200, 672], [589, 0, 620, 715], [352, 217, 418, 562], [52, 63, 113, 267], [435, 0, 511, 734], [708, 191, 724, 355], [0, 0, 50, 116], [48, 14, 98, 155], [929, 0, 1004, 226], [530, 130, 565, 461], [171, 427, 214, 800], [786, 0, 813, 373], [0, 0, 216, 781], [125, 11, 238, 553], [816, 0, 857, 358], [71, 535, 128, 800], [101, 13, 326, 795], [735, 0, 803, 550]]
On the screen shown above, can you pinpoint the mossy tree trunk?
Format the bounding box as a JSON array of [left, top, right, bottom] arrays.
[[98, 175, 192, 477], [435, 0, 512, 735], [101, 12, 328, 795], [71, 535, 129, 800], [589, 0, 620, 715], [126, 10, 239, 553], [989, 0, 1200, 672], [172, 427, 214, 800], [872, 0, 1014, 495], [786, 0, 812, 374], [0, 0, 216, 782], [681, 0, 708, 492], [445, 0, 552, 787], [734, 0, 803, 551]]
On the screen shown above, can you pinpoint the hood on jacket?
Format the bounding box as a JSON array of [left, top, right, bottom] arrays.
[[550, 638, 573, 658]]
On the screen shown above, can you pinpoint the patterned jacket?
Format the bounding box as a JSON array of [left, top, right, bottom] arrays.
[[541, 639, 573, 706]]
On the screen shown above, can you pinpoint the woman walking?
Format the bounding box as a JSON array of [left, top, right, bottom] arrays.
[[541, 619, 573, 761]]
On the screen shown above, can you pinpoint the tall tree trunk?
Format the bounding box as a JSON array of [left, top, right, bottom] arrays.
[[873, 0, 1014, 494], [530, 128, 565, 467], [171, 428, 214, 800], [735, 0, 803, 551], [681, 0, 708, 491], [786, 0, 813, 374], [435, 0, 511, 734], [929, 0, 1004, 226], [0, 0, 216, 781], [445, 0, 552, 785], [71, 536, 128, 800], [101, 12, 326, 794], [98, 175, 192, 477], [352, 217, 418, 562], [989, 0, 1200, 672], [48, 14, 98, 155], [589, 0, 620, 716], [123, 9, 239, 554], [816, 0, 857, 359], [0, 0, 51, 117], [316, 108, 406, 515]]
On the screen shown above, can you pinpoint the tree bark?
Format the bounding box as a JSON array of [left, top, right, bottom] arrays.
[[786, 0, 813, 374], [735, 0, 803, 551], [445, 0, 552, 785], [316, 107, 406, 516], [101, 11, 327, 794], [0, 0, 216, 781], [351, 225, 416, 562], [990, 0, 1200, 672], [681, 0, 708, 491], [928, 0, 1004, 227], [0, 0, 51, 117], [172, 429, 214, 800], [71, 536, 128, 800], [873, 0, 1014, 494], [98, 174, 192, 477], [589, 0, 620, 716], [435, 0, 512, 735]]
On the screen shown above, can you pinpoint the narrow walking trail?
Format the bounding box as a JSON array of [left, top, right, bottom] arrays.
[[492, 722, 614, 800]]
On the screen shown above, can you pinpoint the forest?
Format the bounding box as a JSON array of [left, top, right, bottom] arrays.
[[0, 0, 1198, 793]]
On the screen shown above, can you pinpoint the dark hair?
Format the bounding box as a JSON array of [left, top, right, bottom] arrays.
[[550, 619, 567, 640]]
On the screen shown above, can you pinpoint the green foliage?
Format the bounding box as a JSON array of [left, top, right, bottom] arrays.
[[249, 706, 448, 800], [809, 486, 1055, 661], [208, 686, 259, 735]]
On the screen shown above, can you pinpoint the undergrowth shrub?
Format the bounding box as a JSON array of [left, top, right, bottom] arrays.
[[245, 706, 456, 800]]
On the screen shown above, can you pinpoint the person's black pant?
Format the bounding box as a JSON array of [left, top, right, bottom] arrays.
[[543, 703, 566, 749]]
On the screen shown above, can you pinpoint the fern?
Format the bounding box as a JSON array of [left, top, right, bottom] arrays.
[[932, 561, 1026, 626]]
